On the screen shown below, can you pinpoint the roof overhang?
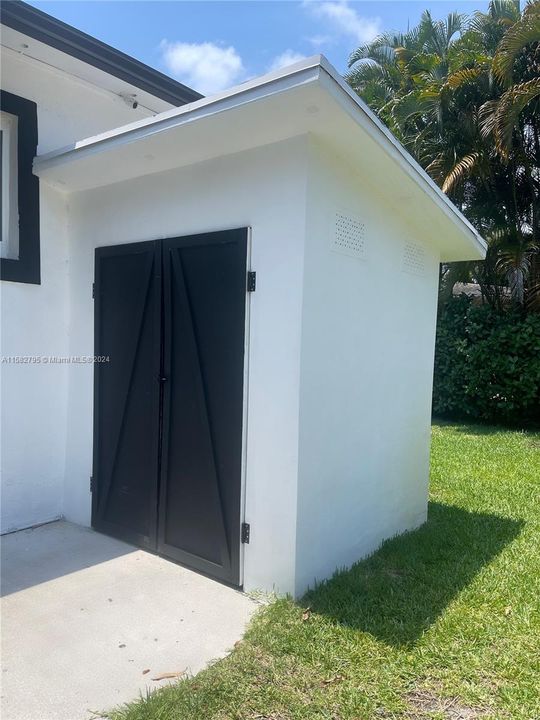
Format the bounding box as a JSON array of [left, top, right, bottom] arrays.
[[1, 1, 202, 110], [33, 55, 486, 262]]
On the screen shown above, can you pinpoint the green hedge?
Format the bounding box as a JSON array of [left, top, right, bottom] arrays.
[[433, 296, 540, 424]]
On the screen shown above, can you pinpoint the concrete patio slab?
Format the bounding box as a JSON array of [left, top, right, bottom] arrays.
[[1, 521, 257, 720]]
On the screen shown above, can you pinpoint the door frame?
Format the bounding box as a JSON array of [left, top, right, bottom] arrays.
[[238, 227, 252, 588], [91, 227, 253, 588]]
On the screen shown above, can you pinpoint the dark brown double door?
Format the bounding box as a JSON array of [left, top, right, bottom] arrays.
[[92, 229, 248, 586]]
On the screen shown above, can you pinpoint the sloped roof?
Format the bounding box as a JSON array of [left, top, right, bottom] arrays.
[[33, 55, 486, 262]]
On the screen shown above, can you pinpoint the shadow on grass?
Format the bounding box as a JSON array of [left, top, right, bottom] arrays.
[[432, 418, 501, 435], [304, 502, 523, 647]]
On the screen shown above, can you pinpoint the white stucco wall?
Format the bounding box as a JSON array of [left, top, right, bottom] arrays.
[[64, 137, 309, 595], [0, 184, 69, 533], [0, 51, 162, 533], [294, 138, 440, 596]]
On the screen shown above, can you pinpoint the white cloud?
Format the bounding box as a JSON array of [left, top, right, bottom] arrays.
[[307, 34, 334, 48], [268, 50, 307, 73], [304, 1, 381, 44], [160, 40, 245, 95]]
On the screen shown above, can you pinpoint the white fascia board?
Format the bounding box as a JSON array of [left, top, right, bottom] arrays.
[[33, 56, 324, 173]]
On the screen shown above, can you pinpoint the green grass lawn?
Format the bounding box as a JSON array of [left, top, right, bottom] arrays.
[[109, 421, 540, 720]]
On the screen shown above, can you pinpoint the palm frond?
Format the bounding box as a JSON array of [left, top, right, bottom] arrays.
[[445, 12, 468, 43], [442, 153, 482, 193], [492, 6, 540, 85], [405, 51, 442, 74], [487, 0, 522, 26], [349, 42, 396, 69], [469, 1, 520, 45], [523, 0, 540, 20], [493, 78, 540, 155], [425, 153, 448, 182], [446, 66, 484, 89], [495, 233, 540, 304], [348, 31, 418, 68], [478, 99, 500, 138], [345, 61, 399, 96], [390, 91, 425, 125]]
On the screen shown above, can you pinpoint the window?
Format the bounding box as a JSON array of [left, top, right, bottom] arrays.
[[0, 91, 40, 284], [1, 110, 19, 260]]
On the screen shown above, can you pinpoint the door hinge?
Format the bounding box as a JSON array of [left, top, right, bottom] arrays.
[[92, 282, 95, 299], [241, 522, 250, 544], [247, 271, 256, 292], [90, 475, 95, 493]]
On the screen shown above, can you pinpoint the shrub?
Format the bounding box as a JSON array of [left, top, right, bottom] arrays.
[[433, 296, 540, 424]]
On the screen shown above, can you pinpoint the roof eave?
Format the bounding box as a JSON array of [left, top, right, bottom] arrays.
[[1, 0, 202, 106], [33, 58, 324, 171], [32, 54, 486, 259]]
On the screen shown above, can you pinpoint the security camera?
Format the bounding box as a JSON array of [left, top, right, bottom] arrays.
[[120, 93, 139, 110]]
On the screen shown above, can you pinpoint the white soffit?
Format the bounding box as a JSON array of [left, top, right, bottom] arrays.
[[1, 25, 174, 114], [33, 55, 486, 262]]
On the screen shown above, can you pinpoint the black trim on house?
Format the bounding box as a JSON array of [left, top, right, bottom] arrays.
[[0, 1, 203, 107], [1, 89, 40, 285]]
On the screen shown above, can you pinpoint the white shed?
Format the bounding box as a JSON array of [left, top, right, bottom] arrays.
[[1, 6, 485, 598]]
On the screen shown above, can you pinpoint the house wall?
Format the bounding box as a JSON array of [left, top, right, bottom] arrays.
[[294, 137, 440, 597], [0, 49, 154, 154], [0, 185, 69, 533], [65, 137, 309, 595], [0, 50, 160, 533]]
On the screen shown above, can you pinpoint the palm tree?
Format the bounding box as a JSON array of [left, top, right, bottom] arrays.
[[347, 1, 540, 311], [346, 11, 466, 137]]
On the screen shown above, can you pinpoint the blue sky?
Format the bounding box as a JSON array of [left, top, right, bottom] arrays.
[[28, 1, 489, 95]]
